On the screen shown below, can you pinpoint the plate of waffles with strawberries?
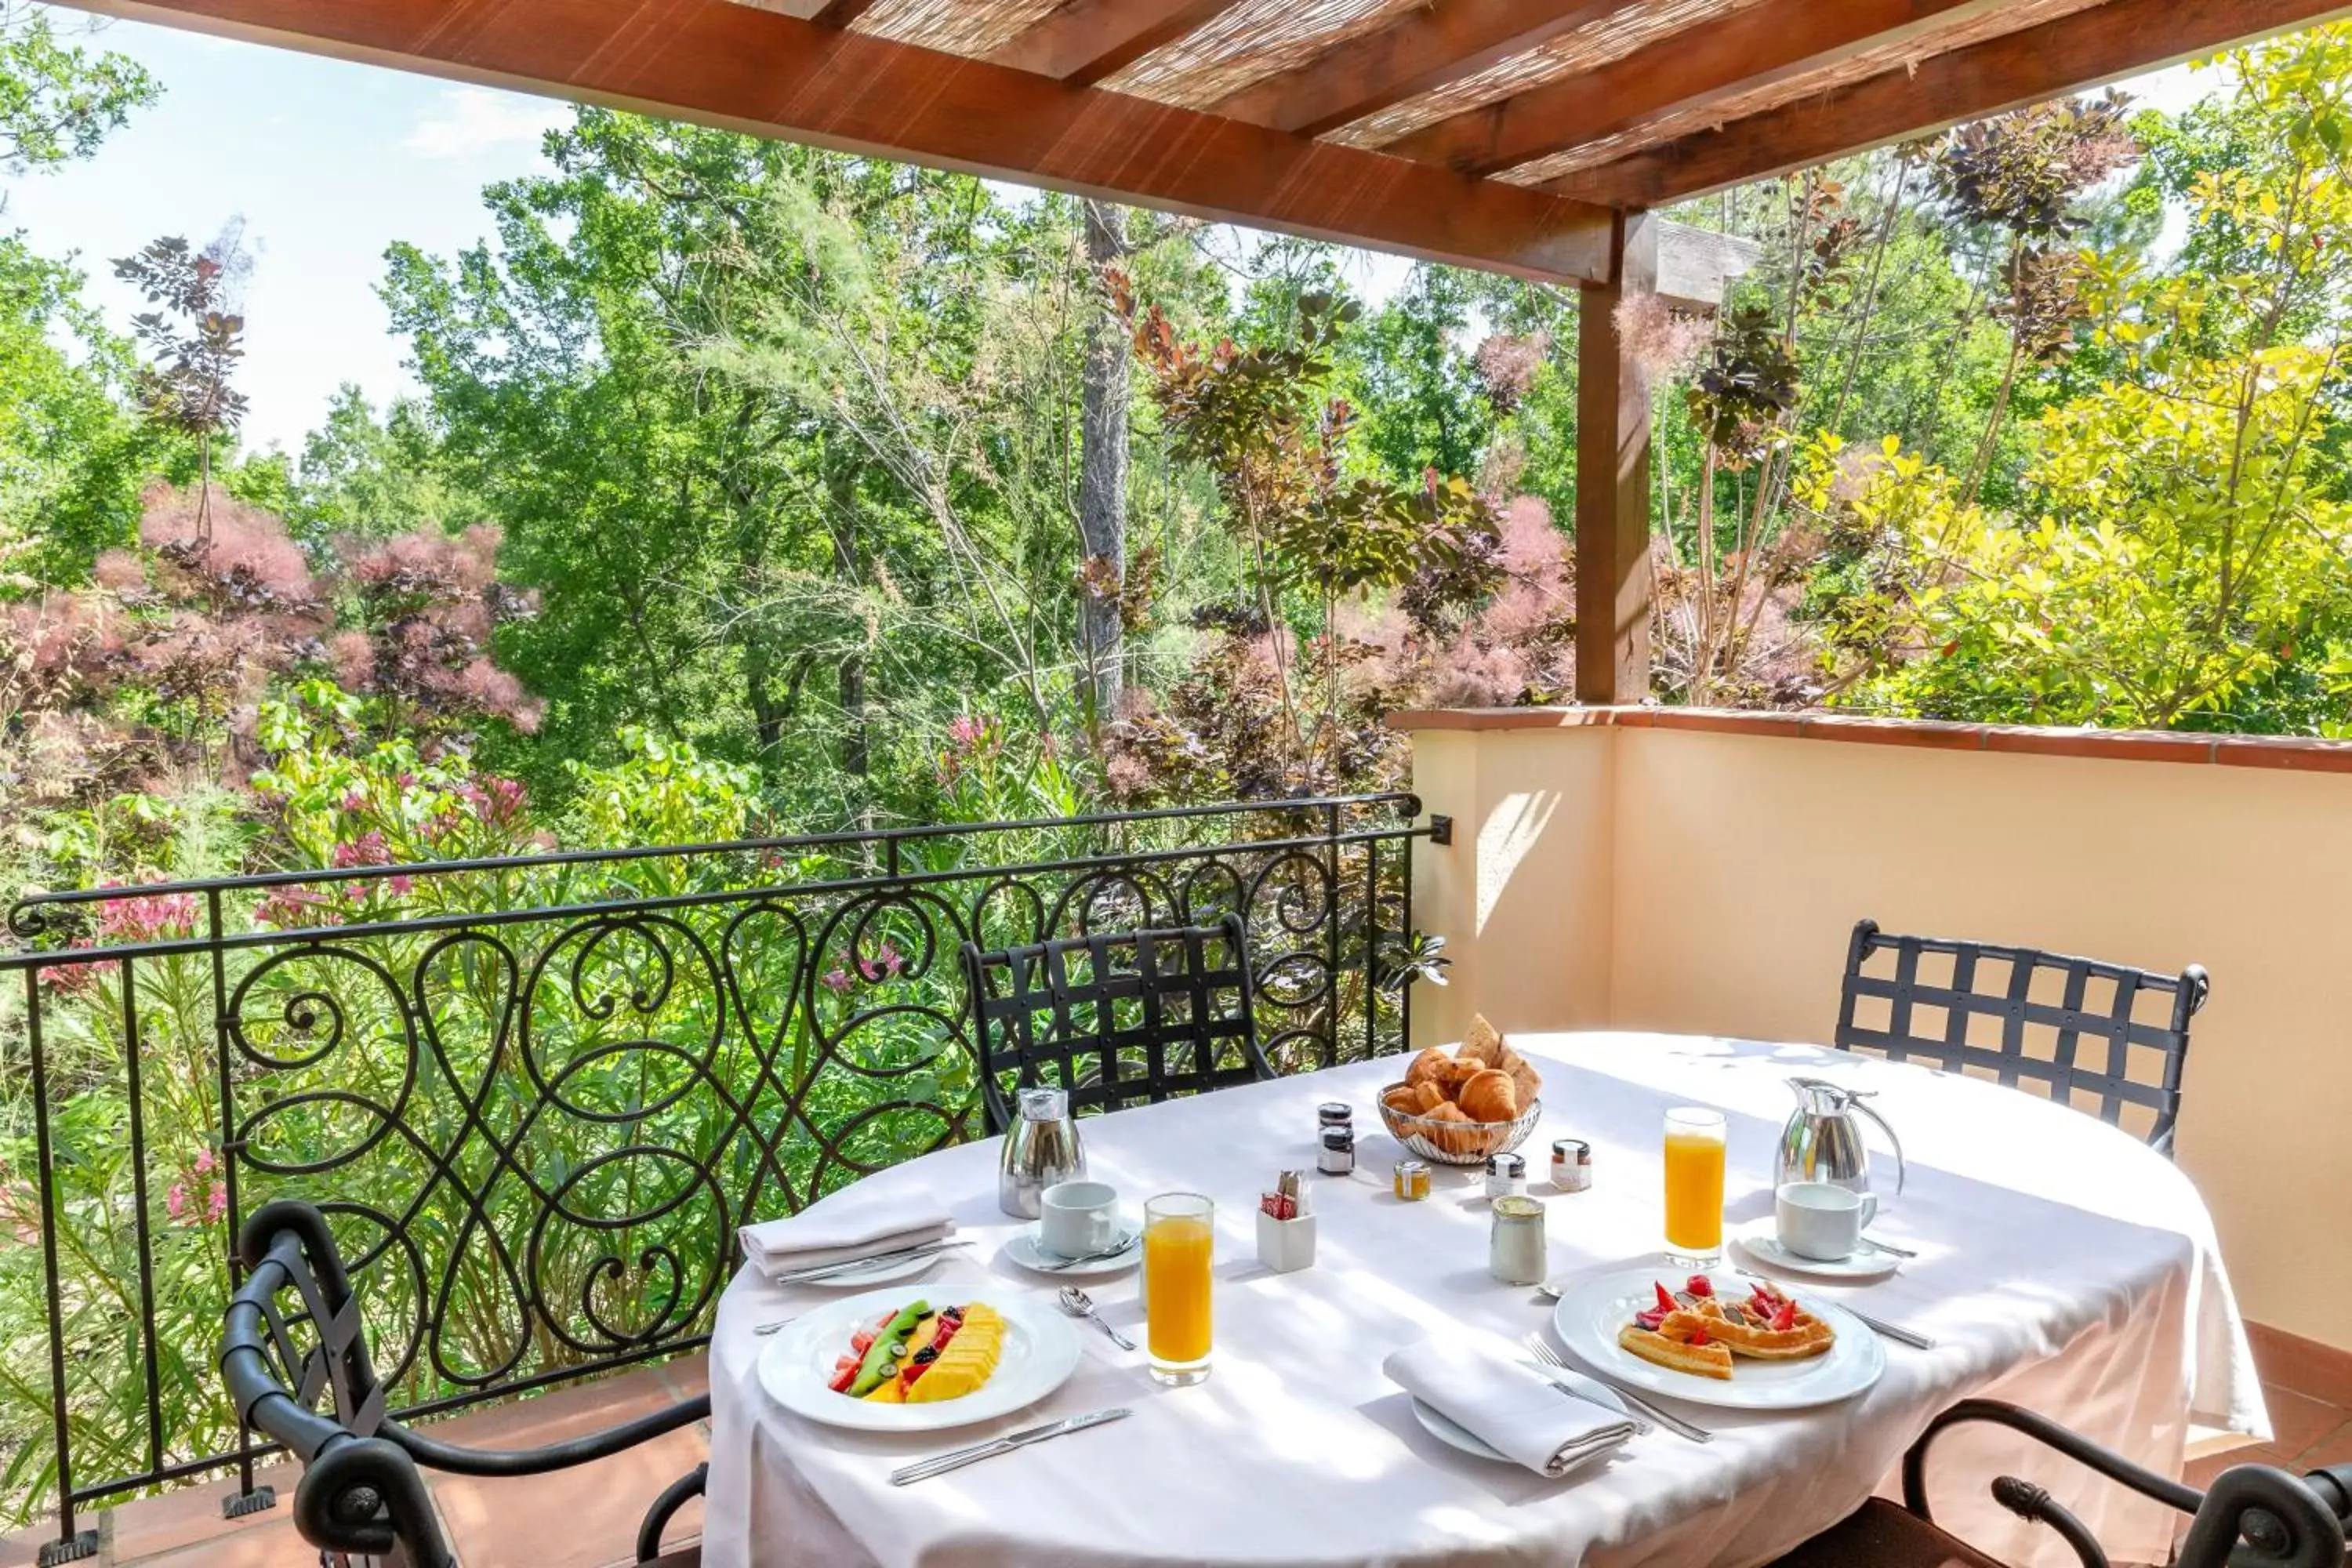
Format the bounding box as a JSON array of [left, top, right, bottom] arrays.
[[1549, 1269, 1885, 1410]]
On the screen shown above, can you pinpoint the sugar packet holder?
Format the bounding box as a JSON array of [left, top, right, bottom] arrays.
[[1257, 1169, 1316, 1272]]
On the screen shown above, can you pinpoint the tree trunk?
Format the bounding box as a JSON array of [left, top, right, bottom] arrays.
[[1076, 199, 1132, 724]]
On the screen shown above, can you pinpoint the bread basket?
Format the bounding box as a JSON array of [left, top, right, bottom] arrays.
[[1376, 1082, 1542, 1167]]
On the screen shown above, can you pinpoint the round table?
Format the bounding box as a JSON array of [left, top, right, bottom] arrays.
[[703, 1032, 2263, 1568]]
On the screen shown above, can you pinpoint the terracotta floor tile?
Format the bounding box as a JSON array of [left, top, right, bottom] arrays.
[[2184, 1443, 2288, 1489], [2293, 1418, 2352, 1471], [2259, 1386, 2348, 1457], [421, 1363, 691, 1450], [132, 1513, 317, 1568], [0, 1524, 57, 1568], [2249, 1323, 2352, 1408], [656, 1352, 710, 1404], [430, 1421, 709, 1568], [99, 1462, 302, 1564]]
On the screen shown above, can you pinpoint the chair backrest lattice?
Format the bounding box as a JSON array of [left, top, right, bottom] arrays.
[[1835, 918, 2209, 1154], [962, 912, 1270, 1134]]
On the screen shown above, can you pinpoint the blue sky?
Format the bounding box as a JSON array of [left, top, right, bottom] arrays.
[[4, 6, 2212, 458]]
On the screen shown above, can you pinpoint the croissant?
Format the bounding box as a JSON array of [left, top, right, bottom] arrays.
[[1424, 1102, 1478, 1156], [1403, 1047, 1453, 1090], [1457, 1068, 1519, 1124], [1385, 1081, 1445, 1116]]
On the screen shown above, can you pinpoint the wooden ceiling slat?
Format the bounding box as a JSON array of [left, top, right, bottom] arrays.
[[1550, 0, 2352, 206], [1207, 0, 1624, 139], [1388, 0, 2002, 176], [989, 0, 1245, 87], [56, 0, 1613, 283]]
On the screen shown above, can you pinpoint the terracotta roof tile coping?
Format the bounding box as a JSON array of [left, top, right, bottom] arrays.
[[1385, 706, 2352, 774]]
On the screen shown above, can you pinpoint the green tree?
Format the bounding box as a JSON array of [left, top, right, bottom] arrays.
[[1813, 22, 2352, 732], [0, 3, 157, 174]]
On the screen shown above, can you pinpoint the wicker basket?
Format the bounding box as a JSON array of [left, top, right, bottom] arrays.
[[1376, 1083, 1543, 1167]]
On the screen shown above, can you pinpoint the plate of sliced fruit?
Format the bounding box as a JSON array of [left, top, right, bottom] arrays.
[[757, 1287, 1083, 1433], [1550, 1270, 1885, 1410]]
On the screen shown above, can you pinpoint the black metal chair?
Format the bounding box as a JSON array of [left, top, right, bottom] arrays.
[[1771, 1397, 2350, 1568], [961, 912, 1272, 1134], [1835, 919, 2210, 1153], [219, 1200, 710, 1567]]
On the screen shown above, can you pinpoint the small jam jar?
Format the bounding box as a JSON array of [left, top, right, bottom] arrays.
[[1319, 1126, 1356, 1176], [1551, 1138, 1592, 1193], [1392, 1159, 1431, 1202], [1483, 1152, 1526, 1200], [1489, 1195, 1548, 1285], [1318, 1102, 1352, 1131]]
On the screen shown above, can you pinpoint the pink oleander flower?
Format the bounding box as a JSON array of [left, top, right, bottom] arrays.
[[332, 830, 393, 869], [397, 772, 416, 789], [166, 1182, 187, 1222], [206, 1185, 227, 1224], [37, 960, 100, 996], [340, 790, 368, 813], [96, 892, 198, 944], [820, 967, 854, 995], [387, 876, 415, 898], [255, 885, 338, 929], [193, 1148, 215, 1175], [855, 939, 906, 984]]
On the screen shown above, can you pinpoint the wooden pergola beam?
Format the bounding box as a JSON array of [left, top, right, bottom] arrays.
[[52, 0, 1614, 287], [1207, 0, 1624, 140], [1551, 0, 2352, 207], [1574, 212, 1656, 706], [735, 0, 877, 23], [987, 0, 1243, 88], [1388, 0, 2002, 177]]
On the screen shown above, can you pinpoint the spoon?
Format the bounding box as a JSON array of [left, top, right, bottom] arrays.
[[1056, 1285, 1136, 1352]]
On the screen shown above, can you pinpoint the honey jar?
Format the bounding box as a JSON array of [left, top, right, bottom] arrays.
[[1392, 1159, 1431, 1202]]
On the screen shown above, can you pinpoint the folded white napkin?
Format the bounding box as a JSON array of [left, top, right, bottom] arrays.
[[738, 1192, 956, 1281], [1384, 1337, 1639, 1478]]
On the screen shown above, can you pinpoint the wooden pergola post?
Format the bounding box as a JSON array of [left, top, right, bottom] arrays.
[[1574, 209, 1657, 706]]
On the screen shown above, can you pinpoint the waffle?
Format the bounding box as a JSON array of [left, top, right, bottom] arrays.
[[1679, 1290, 1836, 1361], [1617, 1321, 1735, 1379]]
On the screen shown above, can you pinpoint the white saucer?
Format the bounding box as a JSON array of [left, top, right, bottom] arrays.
[[1001, 1225, 1142, 1277], [1410, 1365, 1629, 1470], [1734, 1223, 1903, 1281]]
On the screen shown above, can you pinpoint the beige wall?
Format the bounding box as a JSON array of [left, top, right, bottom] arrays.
[[1407, 720, 2352, 1348]]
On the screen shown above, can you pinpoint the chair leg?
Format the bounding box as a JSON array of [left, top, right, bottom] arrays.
[[636, 1462, 708, 1565]]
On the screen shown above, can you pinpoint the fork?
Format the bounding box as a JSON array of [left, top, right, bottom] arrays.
[[1523, 1334, 1712, 1443]]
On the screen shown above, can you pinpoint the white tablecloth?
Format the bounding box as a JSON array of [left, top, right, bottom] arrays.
[[704, 1032, 2267, 1568]]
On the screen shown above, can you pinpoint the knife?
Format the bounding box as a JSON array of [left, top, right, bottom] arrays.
[[889, 1406, 1131, 1486], [768, 1238, 970, 1284]]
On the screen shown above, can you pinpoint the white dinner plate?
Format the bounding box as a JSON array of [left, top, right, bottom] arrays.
[[1000, 1225, 1142, 1278], [1550, 1267, 1886, 1410], [758, 1287, 1081, 1433], [1410, 1366, 1630, 1468], [1734, 1223, 1902, 1282]]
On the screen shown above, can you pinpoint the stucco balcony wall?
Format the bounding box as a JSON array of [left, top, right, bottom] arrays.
[[1392, 707, 2352, 1352]]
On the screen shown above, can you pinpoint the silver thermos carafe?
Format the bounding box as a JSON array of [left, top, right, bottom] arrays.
[[999, 1084, 1085, 1218]]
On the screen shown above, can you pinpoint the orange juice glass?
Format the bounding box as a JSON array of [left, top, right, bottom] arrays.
[[1662, 1108, 1727, 1267], [1143, 1192, 1214, 1385]]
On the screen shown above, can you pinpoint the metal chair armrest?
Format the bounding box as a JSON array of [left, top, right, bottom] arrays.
[[1902, 1399, 2201, 1568], [384, 1389, 711, 1478], [637, 1462, 708, 1563], [293, 1433, 455, 1568], [2176, 1462, 2347, 1568]]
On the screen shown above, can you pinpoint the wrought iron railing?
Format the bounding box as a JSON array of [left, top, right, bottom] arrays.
[[0, 794, 1441, 1559]]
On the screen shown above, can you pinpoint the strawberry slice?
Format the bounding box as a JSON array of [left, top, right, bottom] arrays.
[[1634, 1308, 1666, 1331], [1688, 1328, 1712, 1346], [1654, 1281, 1679, 1315], [1771, 1298, 1798, 1333], [1686, 1274, 1714, 1298]]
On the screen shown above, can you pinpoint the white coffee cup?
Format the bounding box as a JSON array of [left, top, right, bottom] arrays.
[[1775, 1181, 1878, 1261], [1039, 1179, 1121, 1258]]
